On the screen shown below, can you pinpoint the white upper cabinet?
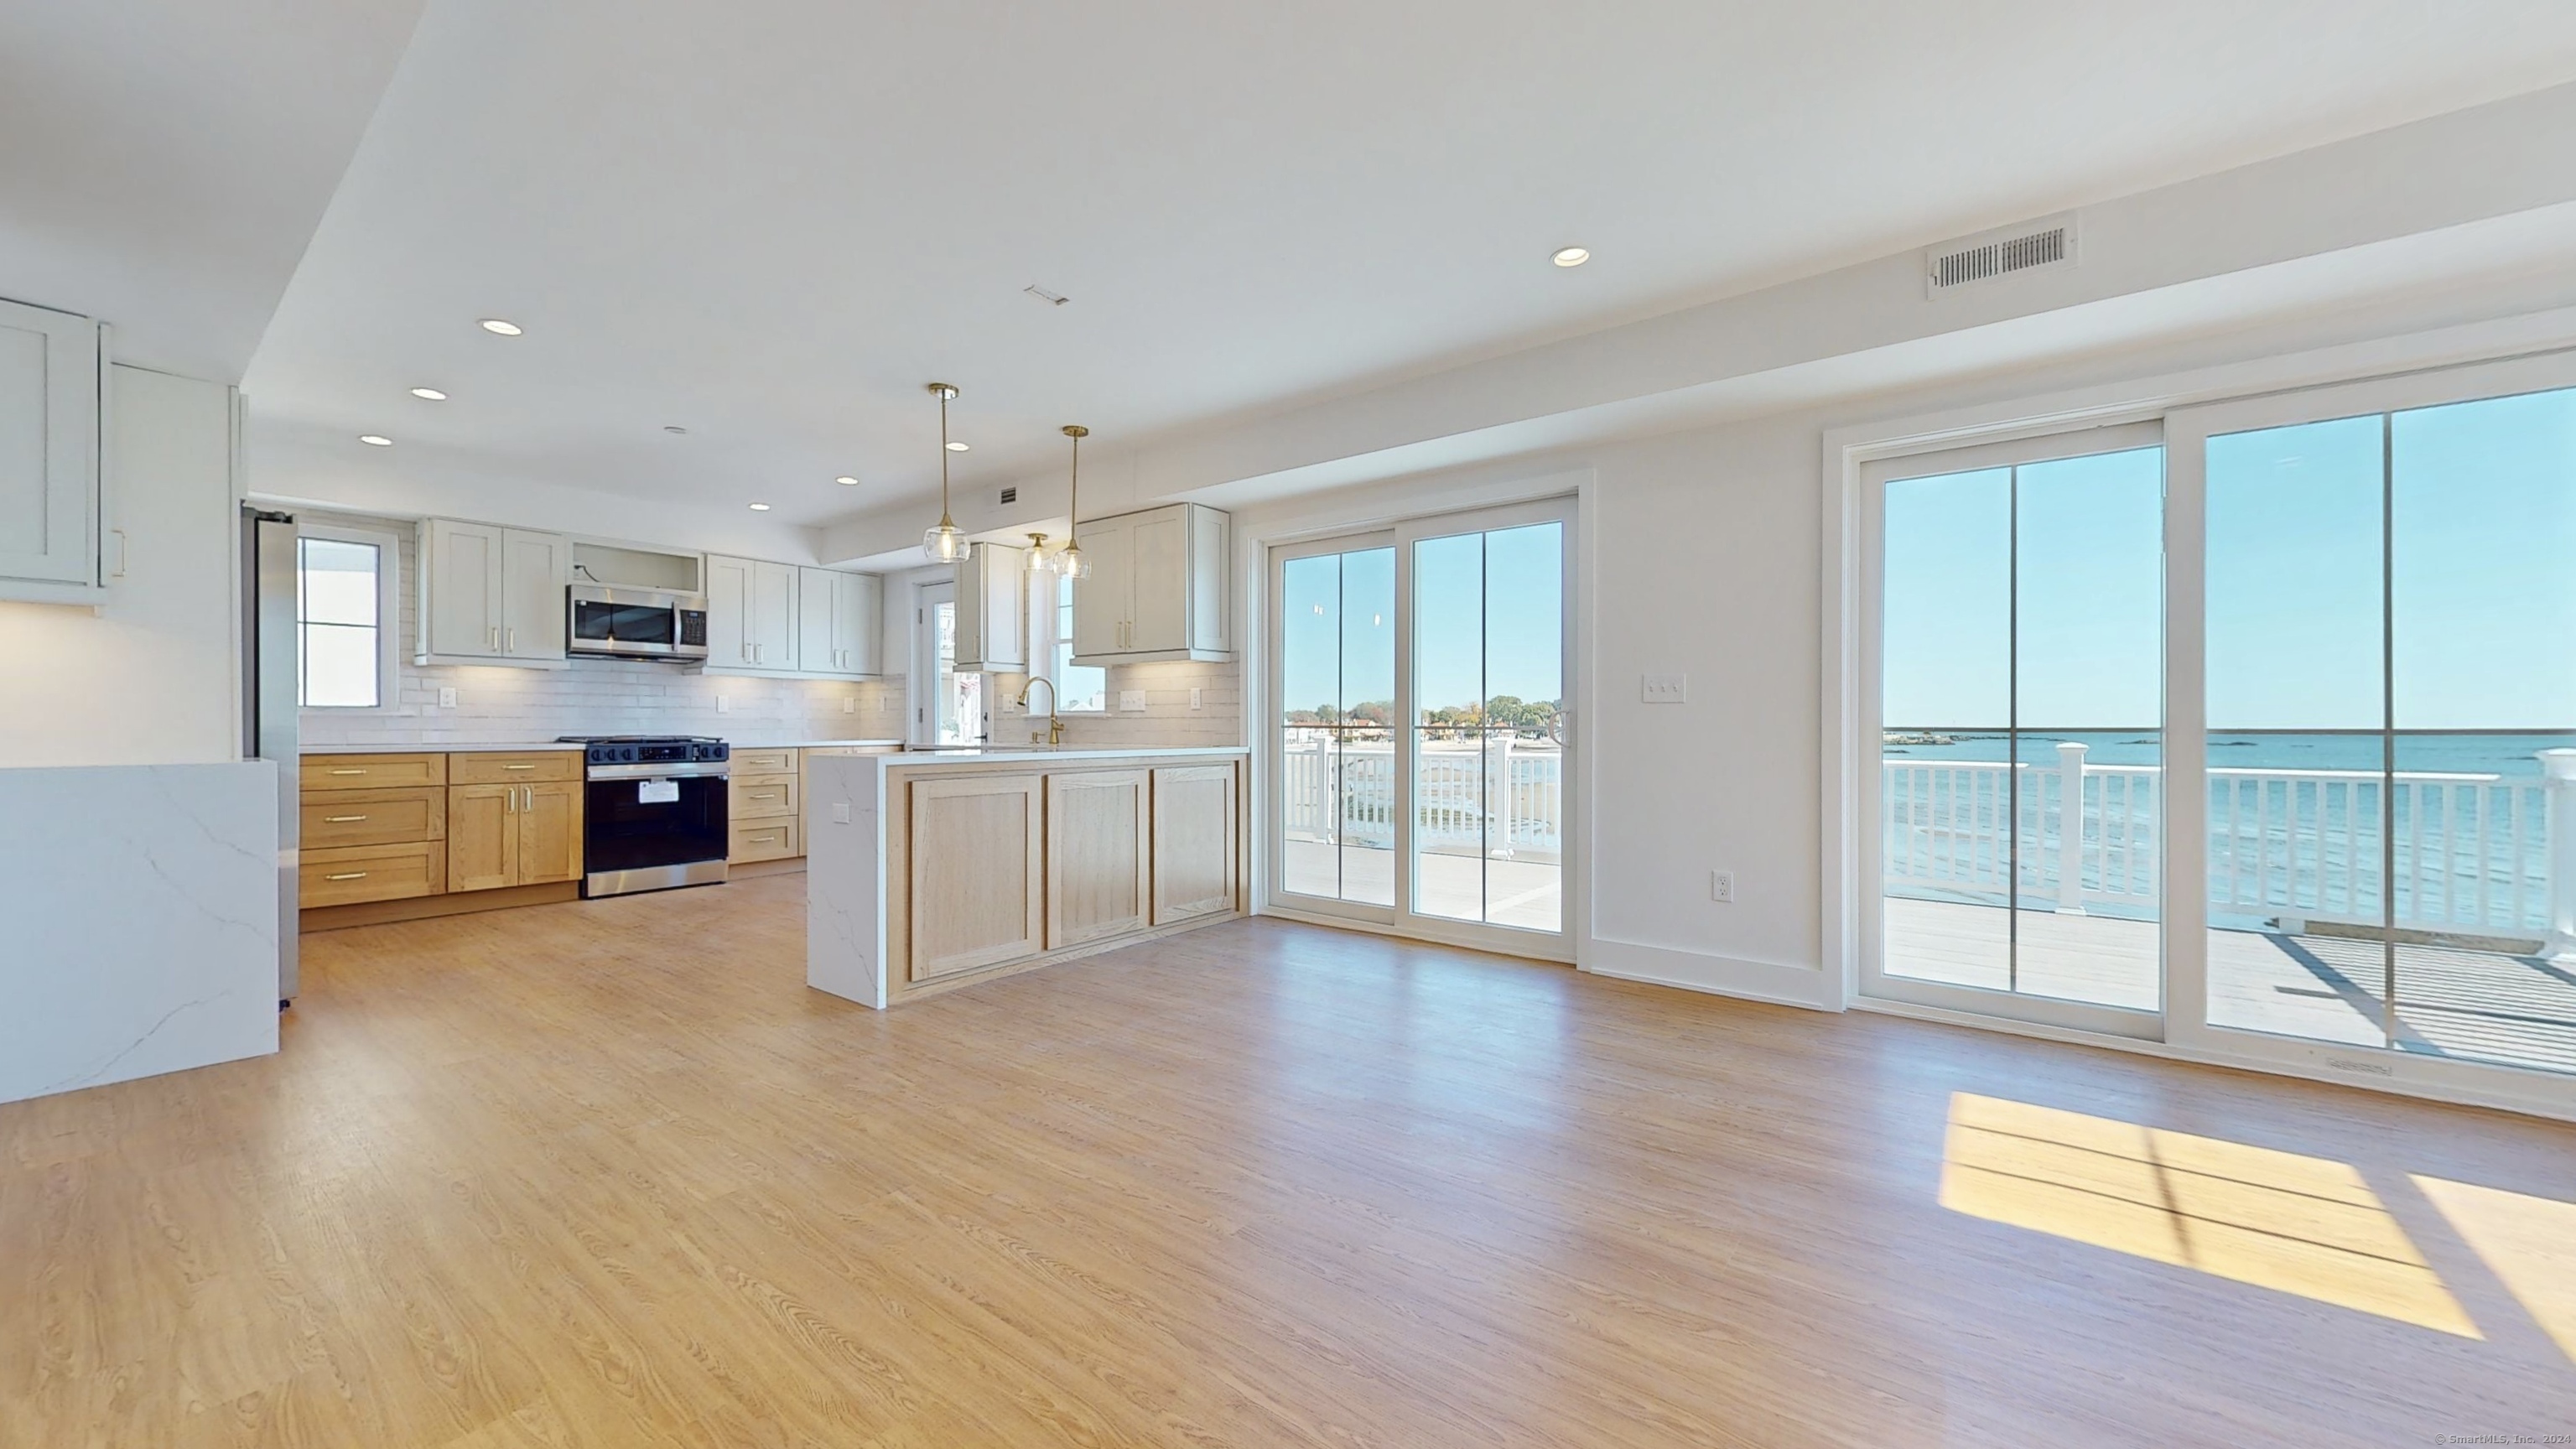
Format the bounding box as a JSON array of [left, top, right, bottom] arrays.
[[797, 566, 881, 678], [953, 541, 1027, 672], [704, 553, 802, 673], [0, 299, 103, 598], [420, 520, 570, 667], [1071, 503, 1229, 662]]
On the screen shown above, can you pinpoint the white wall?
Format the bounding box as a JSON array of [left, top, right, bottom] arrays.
[[0, 366, 241, 766]]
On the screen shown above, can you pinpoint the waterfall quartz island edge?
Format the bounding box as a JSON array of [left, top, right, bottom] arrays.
[[804, 746, 1249, 1008]]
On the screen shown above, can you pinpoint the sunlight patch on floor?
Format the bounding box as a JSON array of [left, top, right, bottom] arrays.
[[1940, 1093, 2479, 1336], [2417, 1175, 2576, 1364]]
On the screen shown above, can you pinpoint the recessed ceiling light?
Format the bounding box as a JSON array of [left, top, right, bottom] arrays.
[[835, 475, 859, 486], [945, 440, 969, 452], [1551, 247, 1590, 267], [478, 318, 523, 335], [358, 434, 392, 446], [408, 387, 448, 401], [748, 502, 771, 511]]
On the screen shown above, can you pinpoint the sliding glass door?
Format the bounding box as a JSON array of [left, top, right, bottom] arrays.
[[1270, 498, 1574, 958], [2172, 356, 2576, 1080], [1862, 425, 2167, 1036]]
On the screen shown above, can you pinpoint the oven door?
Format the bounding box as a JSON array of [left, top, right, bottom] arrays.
[[582, 769, 729, 895]]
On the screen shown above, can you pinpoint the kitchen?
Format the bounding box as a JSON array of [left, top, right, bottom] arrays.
[[252, 409, 1249, 1007]]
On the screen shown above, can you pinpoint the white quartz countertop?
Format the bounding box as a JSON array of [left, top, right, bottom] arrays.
[[851, 745, 1247, 766], [727, 739, 906, 750], [302, 740, 584, 755]]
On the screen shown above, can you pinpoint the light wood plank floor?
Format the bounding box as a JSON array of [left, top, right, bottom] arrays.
[[6, 874, 2575, 1446]]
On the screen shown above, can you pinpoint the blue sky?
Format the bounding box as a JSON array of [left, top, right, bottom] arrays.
[[1881, 388, 2576, 730], [1282, 522, 1562, 718]]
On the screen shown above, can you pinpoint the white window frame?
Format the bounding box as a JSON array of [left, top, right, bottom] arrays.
[[295, 521, 402, 712], [1826, 312, 2576, 1121], [1048, 570, 1104, 712]]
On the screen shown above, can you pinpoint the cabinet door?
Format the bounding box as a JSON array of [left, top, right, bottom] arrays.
[[447, 784, 517, 892], [839, 570, 882, 675], [1070, 519, 1128, 657], [0, 299, 100, 587], [1126, 507, 1190, 653], [797, 566, 840, 675], [704, 554, 756, 666], [515, 782, 584, 885], [752, 560, 798, 669], [955, 543, 1026, 672], [501, 529, 568, 660], [908, 773, 1044, 980], [1047, 769, 1150, 948], [1151, 763, 1239, 923], [426, 520, 506, 657]]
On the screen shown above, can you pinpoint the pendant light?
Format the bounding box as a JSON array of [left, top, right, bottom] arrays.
[[1025, 532, 1054, 574], [920, 382, 970, 564], [1056, 425, 1092, 580]]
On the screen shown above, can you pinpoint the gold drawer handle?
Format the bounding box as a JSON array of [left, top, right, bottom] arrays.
[[503, 763, 536, 771], [328, 768, 367, 776], [324, 871, 369, 881], [323, 814, 369, 823]]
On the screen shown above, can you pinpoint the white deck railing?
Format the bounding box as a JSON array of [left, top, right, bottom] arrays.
[[1883, 744, 2576, 945], [1282, 735, 1562, 860]]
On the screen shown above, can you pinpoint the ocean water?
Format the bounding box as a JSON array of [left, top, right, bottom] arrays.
[[1881, 730, 2576, 778]]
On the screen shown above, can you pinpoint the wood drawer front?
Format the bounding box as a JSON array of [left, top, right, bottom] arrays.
[[730, 817, 800, 863], [448, 751, 581, 785], [302, 753, 446, 790], [732, 748, 797, 775], [301, 787, 445, 849], [301, 841, 444, 908], [734, 773, 798, 820]]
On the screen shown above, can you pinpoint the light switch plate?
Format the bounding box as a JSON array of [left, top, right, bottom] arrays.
[[841, 696, 856, 713], [1119, 688, 1147, 712], [717, 694, 731, 713], [831, 802, 851, 824], [1642, 673, 1688, 704], [437, 686, 457, 709]]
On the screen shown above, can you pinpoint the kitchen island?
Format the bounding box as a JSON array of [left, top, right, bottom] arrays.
[[804, 746, 1248, 1008]]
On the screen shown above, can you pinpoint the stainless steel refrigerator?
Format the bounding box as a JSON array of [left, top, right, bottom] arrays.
[[242, 507, 299, 1005]]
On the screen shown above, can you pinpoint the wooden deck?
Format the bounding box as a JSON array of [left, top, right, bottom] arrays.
[[4, 875, 2573, 1445], [1887, 896, 2576, 1072]]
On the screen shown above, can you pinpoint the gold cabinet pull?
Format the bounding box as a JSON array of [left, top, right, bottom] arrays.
[[328, 768, 366, 776], [324, 871, 369, 881], [504, 762, 536, 770], [322, 814, 369, 823]]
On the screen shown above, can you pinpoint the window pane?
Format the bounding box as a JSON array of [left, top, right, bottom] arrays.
[[1882, 467, 2011, 990], [1412, 532, 1485, 923], [301, 623, 380, 708], [299, 538, 380, 626], [1061, 664, 1106, 713], [1483, 522, 1562, 932]]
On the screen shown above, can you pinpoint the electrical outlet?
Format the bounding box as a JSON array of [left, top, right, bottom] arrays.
[[437, 686, 457, 709], [1711, 870, 1734, 903], [1189, 687, 1202, 710], [1119, 688, 1146, 712], [841, 696, 856, 714], [831, 802, 851, 824], [717, 694, 731, 714], [1642, 673, 1688, 704]]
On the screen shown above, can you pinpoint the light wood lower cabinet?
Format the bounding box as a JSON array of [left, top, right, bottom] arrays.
[[730, 817, 799, 863], [1046, 769, 1149, 948], [908, 773, 1044, 982], [448, 781, 584, 892], [301, 753, 446, 791], [302, 786, 446, 852], [1151, 764, 1239, 924], [301, 841, 444, 908]]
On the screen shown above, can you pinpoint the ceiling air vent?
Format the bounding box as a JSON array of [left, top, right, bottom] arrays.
[[1924, 213, 2077, 297], [998, 486, 1017, 506]]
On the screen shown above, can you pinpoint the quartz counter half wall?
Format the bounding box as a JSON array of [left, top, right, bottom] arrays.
[[0, 761, 281, 1104]]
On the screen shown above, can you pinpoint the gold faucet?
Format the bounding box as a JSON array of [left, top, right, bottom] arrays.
[[1015, 676, 1064, 747]]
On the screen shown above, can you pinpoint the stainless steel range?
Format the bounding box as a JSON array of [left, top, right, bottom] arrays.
[[559, 735, 730, 897]]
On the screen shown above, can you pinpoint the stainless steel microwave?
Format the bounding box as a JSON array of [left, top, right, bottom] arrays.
[[567, 584, 709, 662]]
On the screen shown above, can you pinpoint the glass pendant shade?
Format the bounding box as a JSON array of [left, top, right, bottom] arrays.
[[1057, 423, 1092, 581], [1026, 533, 1055, 574], [1057, 542, 1091, 580], [922, 519, 969, 564]]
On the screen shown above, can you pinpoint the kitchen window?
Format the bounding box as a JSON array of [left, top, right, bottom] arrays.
[[1053, 572, 1105, 711], [296, 523, 400, 709]]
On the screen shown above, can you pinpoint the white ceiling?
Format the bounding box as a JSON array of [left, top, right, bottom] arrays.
[[0, 1, 423, 380], [237, 0, 2576, 526]]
